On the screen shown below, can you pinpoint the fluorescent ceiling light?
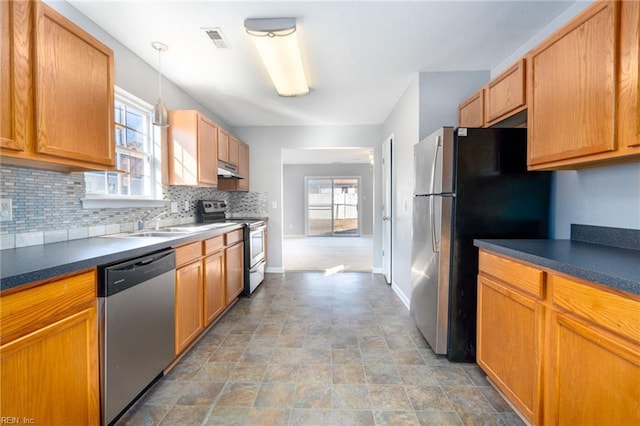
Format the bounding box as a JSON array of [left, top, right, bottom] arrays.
[[244, 18, 309, 97]]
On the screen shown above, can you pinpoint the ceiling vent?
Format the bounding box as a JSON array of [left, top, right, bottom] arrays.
[[203, 28, 229, 49]]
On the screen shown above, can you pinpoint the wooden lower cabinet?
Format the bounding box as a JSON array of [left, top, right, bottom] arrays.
[[477, 251, 544, 424], [546, 275, 640, 425], [477, 275, 542, 423], [174, 230, 244, 356], [226, 241, 244, 304], [204, 249, 226, 326], [0, 270, 99, 425], [478, 249, 640, 424], [174, 259, 204, 355]]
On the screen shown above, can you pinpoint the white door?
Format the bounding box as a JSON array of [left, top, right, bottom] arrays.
[[382, 135, 392, 284]]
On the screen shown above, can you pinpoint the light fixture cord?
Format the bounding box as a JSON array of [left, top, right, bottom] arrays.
[[157, 47, 163, 99]]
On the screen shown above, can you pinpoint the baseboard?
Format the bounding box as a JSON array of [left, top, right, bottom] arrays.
[[265, 267, 285, 274], [283, 235, 306, 238], [392, 282, 410, 310], [371, 267, 384, 274]]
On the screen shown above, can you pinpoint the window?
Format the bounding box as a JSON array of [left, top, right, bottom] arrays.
[[83, 88, 163, 207]]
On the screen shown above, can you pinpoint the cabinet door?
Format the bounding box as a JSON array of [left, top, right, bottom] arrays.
[[238, 141, 250, 191], [618, 0, 640, 149], [477, 275, 542, 424], [527, 2, 617, 167], [34, 2, 114, 167], [458, 88, 484, 128], [204, 250, 225, 326], [225, 242, 244, 304], [546, 312, 640, 425], [1, 306, 100, 426], [485, 59, 526, 126], [175, 260, 204, 355], [0, 0, 30, 153], [167, 111, 198, 186], [218, 127, 229, 163], [228, 135, 239, 166], [197, 114, 217, 186]]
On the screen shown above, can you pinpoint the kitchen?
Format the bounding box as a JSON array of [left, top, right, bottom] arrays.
[[2, 0, 640, 425]]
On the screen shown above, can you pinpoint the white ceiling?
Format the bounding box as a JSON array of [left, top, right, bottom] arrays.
[[282, 147, 374, 165], [67, 0, 575, 129]]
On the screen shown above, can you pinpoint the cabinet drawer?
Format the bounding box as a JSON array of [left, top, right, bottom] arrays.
[[175, 241, 202, 267], [0, 270, 96, 342], [225, 229, 243, 246], [204, 235, 224, 255], [551, 275, 640, 342], [478, 250, 544, 299]]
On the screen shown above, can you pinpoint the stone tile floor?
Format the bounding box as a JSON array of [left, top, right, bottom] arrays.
[[116, 272, 524, 426]]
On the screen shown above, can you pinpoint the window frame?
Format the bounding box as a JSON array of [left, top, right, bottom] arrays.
[[81, 87, 165, 209]]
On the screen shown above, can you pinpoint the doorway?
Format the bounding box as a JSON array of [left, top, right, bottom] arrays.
[[306, 177, 360, 236]]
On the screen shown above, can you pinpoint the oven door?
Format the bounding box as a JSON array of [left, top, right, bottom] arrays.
[[249, 224, 266, 268]]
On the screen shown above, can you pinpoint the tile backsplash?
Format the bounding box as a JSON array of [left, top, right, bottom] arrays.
[[0, 165, 268, 249]]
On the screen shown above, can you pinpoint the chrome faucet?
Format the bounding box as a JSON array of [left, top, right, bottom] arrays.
[[137, 211, 168, 231]]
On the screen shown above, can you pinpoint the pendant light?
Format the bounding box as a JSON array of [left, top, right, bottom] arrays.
[[151, 41, 169, 127]]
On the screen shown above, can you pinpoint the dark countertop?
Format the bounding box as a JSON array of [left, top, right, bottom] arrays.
[[0, 223, 243, 292], [473, 238, 640, 297]]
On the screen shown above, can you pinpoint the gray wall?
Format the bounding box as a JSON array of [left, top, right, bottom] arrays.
[[283, 164, 374, 237], [419, 71, 490, 139], [381, 77, 419, 304]]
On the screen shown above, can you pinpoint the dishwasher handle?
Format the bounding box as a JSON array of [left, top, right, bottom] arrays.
[[100, 249, 176, 297]]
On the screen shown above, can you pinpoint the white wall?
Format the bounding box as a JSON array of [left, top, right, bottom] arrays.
[[232, 125, 383, 272], [381, 77, 420, 303]]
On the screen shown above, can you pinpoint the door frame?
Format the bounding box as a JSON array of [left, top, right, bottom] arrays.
[[382, 135, 393, 284]]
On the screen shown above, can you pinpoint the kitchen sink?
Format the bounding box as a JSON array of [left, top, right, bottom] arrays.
[[103, 230, 192, 238]]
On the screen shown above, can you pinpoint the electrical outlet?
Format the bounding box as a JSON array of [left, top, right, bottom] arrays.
[[184, 201, 190, 210], [0, 198, 12, 222], [170, 202, 178, 213]]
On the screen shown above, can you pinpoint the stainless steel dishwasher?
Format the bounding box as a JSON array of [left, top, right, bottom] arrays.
[[98, 249, 176, 425]]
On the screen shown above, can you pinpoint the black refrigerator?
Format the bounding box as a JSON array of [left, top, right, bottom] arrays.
[[410, 127, 550, 362]]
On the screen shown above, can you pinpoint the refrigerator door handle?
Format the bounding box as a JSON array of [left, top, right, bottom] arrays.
[[429, 135, 442, 194], [430, 195, 439, 253]]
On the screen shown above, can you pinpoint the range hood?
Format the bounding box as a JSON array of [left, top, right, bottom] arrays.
[[217, 161, 244, 179]]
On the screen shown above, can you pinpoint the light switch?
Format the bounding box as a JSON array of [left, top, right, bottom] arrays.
[[271, 201, 277, 209]]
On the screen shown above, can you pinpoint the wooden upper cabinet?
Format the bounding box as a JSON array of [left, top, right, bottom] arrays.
[[34, 2, 114, 167], [167, 110, 217, 187], [218, 139, 250, 192], [458, 88, 485, 128], [228, 134, 239, 166], [527, 1, 629, 169], [1, 1, 30, 153], [197, 114, 218, 186], [618, 0, 640, 149], [237, 141, 250, 191], [217, 127, 229, 163], [485, 59, 526, 126], [1, 0, 115, 171]]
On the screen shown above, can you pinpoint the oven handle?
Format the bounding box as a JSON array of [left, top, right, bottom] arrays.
[[249, 259, 266, 273]]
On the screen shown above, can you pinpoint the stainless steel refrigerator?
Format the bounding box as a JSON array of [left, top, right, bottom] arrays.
[[410, 127, 550, 362]]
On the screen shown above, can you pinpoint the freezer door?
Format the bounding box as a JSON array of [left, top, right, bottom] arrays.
[[410, 195, 450, 354], [414, 127, 454, 195]]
